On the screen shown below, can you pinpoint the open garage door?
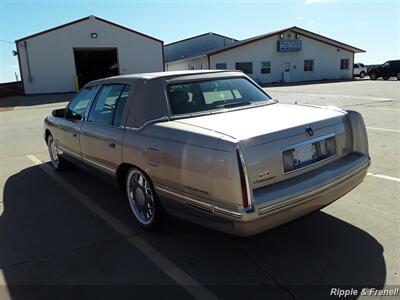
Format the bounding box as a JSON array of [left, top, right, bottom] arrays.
[[74, 48, 119, 89]]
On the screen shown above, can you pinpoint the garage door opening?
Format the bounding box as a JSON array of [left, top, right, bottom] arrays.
[[74, 48, 119, 88]]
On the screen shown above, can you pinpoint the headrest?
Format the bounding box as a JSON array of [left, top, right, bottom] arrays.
[[170, 91, 189, 105]]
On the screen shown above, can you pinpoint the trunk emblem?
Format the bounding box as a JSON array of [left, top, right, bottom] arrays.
[[305, 126, 314, 137], [258, 170, 271, 178]]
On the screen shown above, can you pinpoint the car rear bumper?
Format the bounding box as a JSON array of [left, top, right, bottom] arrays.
[[158, 153, 369, 237], [232, 155, 369, 236]]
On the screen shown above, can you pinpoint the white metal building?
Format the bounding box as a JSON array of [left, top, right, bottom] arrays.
[[16, 15, 164, 94], [165, 27, 365, 84], [164, 32, 237, 71]]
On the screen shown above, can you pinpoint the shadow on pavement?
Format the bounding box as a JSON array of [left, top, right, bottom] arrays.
[[0, 163, 386, 300]]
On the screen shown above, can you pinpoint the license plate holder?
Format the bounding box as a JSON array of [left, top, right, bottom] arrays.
[[292, 142, 317, 167], [282, 134, 336, 173]]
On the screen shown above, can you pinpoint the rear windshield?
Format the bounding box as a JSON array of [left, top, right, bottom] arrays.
[[167, 78, 272, 115]]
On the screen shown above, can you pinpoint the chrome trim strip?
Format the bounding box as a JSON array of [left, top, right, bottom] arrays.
[[214, 206, 242, 219], [281, 133, 336, 152], [258, 160, 369, 215], [281, 133, 337, 175], [124, 117, 169, 131], [57, 145, 81, 159], [82, 156, 116, 173], [155, 186, 213, 212], [236, 145, 253, 210]]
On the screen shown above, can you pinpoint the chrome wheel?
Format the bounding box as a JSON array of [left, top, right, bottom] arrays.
[[126, 169, 155, 225], [47, 135, 59, 169], [370, 73, 376, 80]]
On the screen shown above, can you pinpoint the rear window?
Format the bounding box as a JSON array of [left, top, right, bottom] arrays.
[[167, 78, 271, 115]]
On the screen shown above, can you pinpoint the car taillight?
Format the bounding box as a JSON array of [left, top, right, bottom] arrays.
[[236, 149, 250, 209], [346, 110, 369, 155]]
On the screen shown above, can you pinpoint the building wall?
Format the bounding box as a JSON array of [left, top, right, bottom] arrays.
[[209, 31, 354, 84], [164, 33, 236, 63], [17, 17, 163, 94], [165, 56, 208, 71]]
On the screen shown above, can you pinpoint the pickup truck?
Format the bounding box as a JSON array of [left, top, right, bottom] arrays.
[[44, 70, 370, 236]]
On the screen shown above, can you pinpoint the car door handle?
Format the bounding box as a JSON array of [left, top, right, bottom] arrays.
[[73, 133, 77, 137], [109, 143, 116, 148]]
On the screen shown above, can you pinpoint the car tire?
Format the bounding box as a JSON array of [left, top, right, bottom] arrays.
[[126, 167, 163, 230], [359, 71, 365, 78], [369, 73, 377, 80], [397, 73, 400, 80], [47, 134, 66, 171]]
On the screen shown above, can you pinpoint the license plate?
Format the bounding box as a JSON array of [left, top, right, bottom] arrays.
[[292, 143, 317, 167]]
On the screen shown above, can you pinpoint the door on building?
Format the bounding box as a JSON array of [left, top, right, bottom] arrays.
[[74, 48, 119, 89], [283, 60, 291, 82]]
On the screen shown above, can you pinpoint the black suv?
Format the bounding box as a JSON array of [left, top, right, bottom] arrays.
[[369, 60, 400, 80]]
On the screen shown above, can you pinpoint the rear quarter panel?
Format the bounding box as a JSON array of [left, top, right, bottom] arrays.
[[122, 121, 227, 203]]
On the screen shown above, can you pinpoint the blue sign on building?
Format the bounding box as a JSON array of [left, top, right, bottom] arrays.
[[277, 40, 302, 52]]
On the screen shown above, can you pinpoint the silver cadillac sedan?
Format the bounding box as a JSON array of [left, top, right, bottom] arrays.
[[44, 70, 370, 236]]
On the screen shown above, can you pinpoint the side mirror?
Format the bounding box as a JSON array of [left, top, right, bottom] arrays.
[[52, 108, 66, 118], [65, 109, 82, 121]]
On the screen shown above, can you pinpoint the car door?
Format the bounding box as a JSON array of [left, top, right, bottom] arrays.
[[353, 64, 359, 75], [79, 84, 131, 174], [55, 86, 98, 159]]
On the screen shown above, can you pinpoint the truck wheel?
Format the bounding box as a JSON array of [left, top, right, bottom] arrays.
[[47, 134, 66, 171], [126, 168, 163, 229], [359, 71, 365, 78], [369, 73, 377, 80], [383, 76, 389, 80]]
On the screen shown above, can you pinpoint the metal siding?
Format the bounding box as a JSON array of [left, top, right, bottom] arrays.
[[209, 31, 354, 84], [18, 18, 163, 94], [166, 56, 208, 71]]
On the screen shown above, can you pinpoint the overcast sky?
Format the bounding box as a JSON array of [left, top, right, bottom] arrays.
[[0, 0, 399, 83]]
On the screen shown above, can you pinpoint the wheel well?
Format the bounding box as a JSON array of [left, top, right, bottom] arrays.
[[45, 129, 52, 142], [116, 163, 155, 193], [116, 163, 134, 191]]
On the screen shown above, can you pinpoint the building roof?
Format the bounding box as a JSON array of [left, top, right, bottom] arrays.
[[166, 26, 365, 64], [15, 15, 163, 44], [207, 26, 365, 55], [164, 32, 238, 47]]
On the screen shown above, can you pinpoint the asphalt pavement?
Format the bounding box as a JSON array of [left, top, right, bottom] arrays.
[[0, 79, 399, 300]]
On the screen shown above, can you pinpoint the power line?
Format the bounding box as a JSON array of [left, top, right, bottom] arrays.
[[0, 39, 14, 44]]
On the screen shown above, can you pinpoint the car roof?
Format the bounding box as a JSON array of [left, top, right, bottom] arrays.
[[88, 70, 233, 85]]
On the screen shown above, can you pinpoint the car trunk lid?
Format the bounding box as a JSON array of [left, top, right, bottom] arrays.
[[175, 103, 351, 190]]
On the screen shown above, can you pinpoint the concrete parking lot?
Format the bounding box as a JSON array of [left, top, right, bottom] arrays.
[[0, 80, 399, 300]]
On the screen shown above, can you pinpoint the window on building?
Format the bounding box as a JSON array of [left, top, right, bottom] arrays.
[[235, 62, 253, 74], [88, 84, 126, 126], [261, 61, 271, 74], [340, 59, 349, 70], [304, 60, 314, 72], [216, 63, 227, 70]]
